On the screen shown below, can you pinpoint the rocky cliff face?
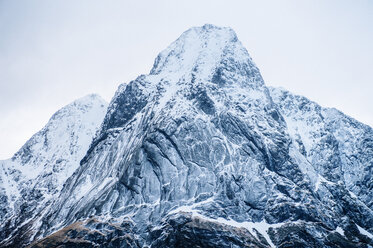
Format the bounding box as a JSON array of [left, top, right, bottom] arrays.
[[270, 87, 373, 209], [1, 25, 372, 248]]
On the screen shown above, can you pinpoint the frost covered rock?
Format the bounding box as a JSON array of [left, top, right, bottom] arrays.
[[0, 94, 107, 245], [270, 87, 373, 209], [2, 25, 373, 248]]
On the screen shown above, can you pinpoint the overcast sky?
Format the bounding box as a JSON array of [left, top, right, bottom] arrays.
[[0, 0, 372, 159]]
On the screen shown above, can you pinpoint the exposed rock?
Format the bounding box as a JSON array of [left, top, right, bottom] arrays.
[[1, 24, 372, 248]]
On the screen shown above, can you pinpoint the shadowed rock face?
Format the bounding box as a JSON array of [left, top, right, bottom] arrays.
[[2, 24, 373, 248]]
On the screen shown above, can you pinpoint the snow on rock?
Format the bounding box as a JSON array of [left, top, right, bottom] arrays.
[[269, 86, 373, 210], [2, 25, 373, 248], [0, 94, 107, 242], [357, 224, 373, 239]]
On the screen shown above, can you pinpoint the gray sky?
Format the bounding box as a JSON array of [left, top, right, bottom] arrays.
[[1, 0, 372, 159]]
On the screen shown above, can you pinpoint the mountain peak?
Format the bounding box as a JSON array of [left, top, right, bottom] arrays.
[[150, 24, 256, 81], [98, 25, 266, 135], [3, 25, 373, 248], [190, 23, 238, 40], [13, 94, 108, 165], [67, 93, 107, 108]]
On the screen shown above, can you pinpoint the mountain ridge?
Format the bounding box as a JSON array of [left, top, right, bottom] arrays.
[[1, 24, 372, 248]]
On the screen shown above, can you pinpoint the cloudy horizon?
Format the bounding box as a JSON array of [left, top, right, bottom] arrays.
[[1, 0, 372, 159]]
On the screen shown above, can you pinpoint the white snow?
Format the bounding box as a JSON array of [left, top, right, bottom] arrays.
[[168, 199, 283, 248], [335, 226, 344, 236], [75, 176, 93, 200], [349, 190, 358, 199], [152, 25, 245, 80], [356, 224, 373, 239], [0, 94, 108, 223], [0, 160, 20, 210]]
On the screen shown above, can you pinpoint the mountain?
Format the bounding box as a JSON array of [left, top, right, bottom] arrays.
[[269, 87, 373, 210], [0, 94, 108, 246], [1, 24, 373, 248]]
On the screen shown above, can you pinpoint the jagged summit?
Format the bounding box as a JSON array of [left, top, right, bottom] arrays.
[[151, 24, 239, 74], [2, 25, 373, 248], [150, 24, 262, 85], [97, 24, 267, 139]]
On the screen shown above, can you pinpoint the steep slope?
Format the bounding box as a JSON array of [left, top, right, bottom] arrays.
[[269, 87, 373, 244], [4, 25, 373, 248], [0, 94, 108, 246], [269, 87, 373, 210], [37, 24, 294, 247]]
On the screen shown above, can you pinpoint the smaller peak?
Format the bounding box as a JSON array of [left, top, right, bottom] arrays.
[[75, 94, 107, 104], [48, 94, 108, 122], [64, 94, 108, 112], [12, 93, 108, 163]]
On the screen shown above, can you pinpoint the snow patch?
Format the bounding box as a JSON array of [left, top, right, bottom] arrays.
[[168, 200, 283, 248], [335, 226, 344, 236], [356, 224, 373, 239]]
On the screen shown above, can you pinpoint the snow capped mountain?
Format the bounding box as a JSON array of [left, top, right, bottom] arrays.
[[0, 94, 107, 245], [1, 25, 372, 247]]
